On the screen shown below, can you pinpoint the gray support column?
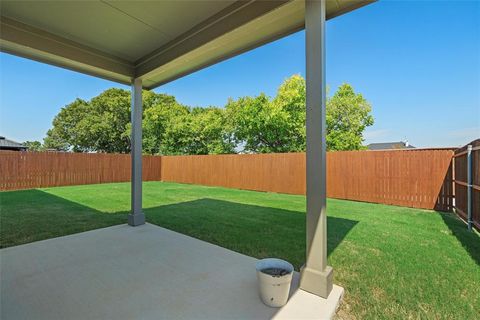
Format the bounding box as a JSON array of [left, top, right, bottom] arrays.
[[299, 0, 333, 298], [128, 78, 145, 226]]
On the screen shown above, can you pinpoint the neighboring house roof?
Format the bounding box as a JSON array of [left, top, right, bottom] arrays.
[[367, 141, 416, 150], [0, 136, 27, 151]]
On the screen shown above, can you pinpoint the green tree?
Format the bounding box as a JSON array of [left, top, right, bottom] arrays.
[[44, 76, 372, 155], [162, 107, 236, 155], [142, 94, 189, 155], [43, 98, 90, 152], [44, 89, 182, 153], [84, 88, 132, 153], [227, 75, 373, 152], [227, 75, 306, 153], [43, 129, 70, 151], [23, 140, 43, 151], [326, 83, 373, 150]]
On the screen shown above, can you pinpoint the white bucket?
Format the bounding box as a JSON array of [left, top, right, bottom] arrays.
[[255, 258, 294, 307]]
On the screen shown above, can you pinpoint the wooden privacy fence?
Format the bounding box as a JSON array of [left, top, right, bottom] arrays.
[[1, 149, 455, 211], [161, 153, 307, 195], [0, 151, 161, 190], [327, 150, 454, 211], [162, 149, 455, 211], [453, 139, 480, 230]]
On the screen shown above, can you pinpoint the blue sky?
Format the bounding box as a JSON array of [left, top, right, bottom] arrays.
[[1, 0, 479, 148]]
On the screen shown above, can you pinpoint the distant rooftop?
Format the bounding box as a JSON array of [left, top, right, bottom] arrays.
[[0, 136, 27, 151], [367, 141, 415, 150]]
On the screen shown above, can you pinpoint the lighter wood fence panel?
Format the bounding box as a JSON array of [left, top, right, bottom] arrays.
[[0, 151, 161, 190], [161, 153, 306, 195], [162, 150, 454, 211], [326, 150, 453, 210]]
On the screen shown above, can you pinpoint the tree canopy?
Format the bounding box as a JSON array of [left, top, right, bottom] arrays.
[[227, 75, 373, 152], [42, 75, 373, 154], [23, 140, 43, 151], [226, 75, 307, 153]]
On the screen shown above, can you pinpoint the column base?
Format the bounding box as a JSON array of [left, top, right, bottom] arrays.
[[128, 212, 145, 226], [299, 265, 333, 298]]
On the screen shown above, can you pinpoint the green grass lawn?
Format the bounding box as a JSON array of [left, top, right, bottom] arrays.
[[1, 182, 479, 319]]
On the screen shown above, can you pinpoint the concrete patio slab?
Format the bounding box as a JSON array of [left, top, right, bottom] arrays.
[[1, 223, 342, 320], [274, 284, 344, 320]]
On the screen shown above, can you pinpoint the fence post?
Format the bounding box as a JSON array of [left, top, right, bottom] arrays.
[[467, 145, 472, 231]]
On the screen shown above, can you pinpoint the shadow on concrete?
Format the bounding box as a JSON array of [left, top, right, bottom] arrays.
[[440, 211, 480, 265], [145, 198, 358, 270]]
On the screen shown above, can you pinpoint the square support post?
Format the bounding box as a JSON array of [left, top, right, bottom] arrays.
[[299, 0, 333, 298], [128, 78, 145, 226]]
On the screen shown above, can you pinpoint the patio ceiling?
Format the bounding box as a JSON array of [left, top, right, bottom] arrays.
[[0, 0, 374, 89]]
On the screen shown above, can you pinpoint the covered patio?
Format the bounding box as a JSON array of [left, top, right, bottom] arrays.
[[0, 0, 374, 318]]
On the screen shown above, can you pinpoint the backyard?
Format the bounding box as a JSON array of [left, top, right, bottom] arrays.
[[0, 181, 478, 319]]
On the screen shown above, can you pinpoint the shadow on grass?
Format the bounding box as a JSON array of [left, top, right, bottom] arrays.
[[144, 198, 358, 270], [0, 189, 126, 248], [1, 191, 358, 270], [440, 211, 480, 265]]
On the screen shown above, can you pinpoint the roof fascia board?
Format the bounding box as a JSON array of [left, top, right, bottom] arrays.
[[142, 24, 303, 90], [138, 0, 377, 89], [328, 0, 377, 20], [141, 1, 304, 89], [134, 0, 290, 78], [0, 16, 134, 83]]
